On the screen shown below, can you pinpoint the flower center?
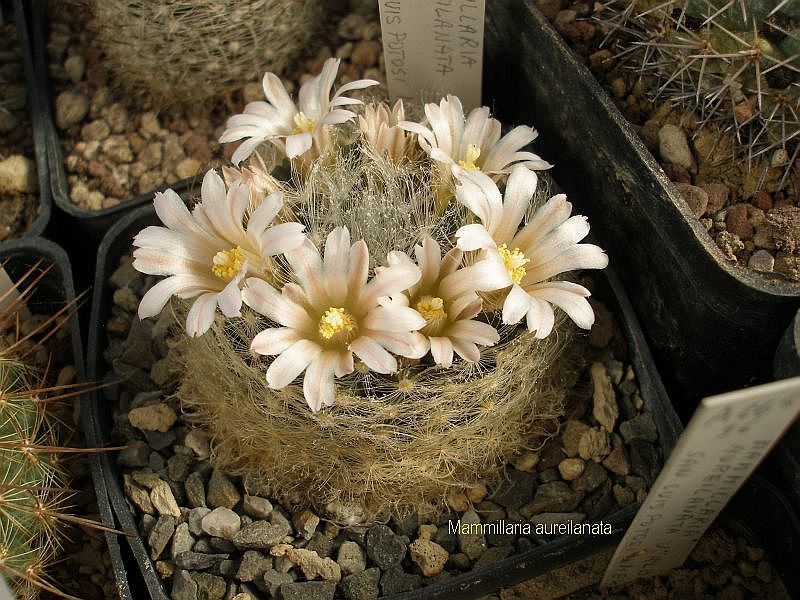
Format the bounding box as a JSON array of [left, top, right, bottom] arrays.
[[415, 296, 447, 322], [292, 111, 316, 134], [457, 144, 481, 170], [498, 243, 529, 285], [212, 246, 246, 280], [319, 307, 357, 342]]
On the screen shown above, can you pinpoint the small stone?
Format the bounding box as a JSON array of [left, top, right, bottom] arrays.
[[184, 471, 206, 508], [185, 429, 211, 459], [571, 460, 608, 493], [340, 567, 380, 600], [756, 560, 772, 583], [337, 14, 366, 40], [147, 515, 175, 560], [286, 547, 341, 581], [0, 155, 38, 194], [748, 249, 775, 272], [292, 510, 319, 540], [457, 509, 486, 560], [140, 111, 161, 137], [262, 569, 294, 596], [167, 453, 193, 482], [466, 482, 488, 504], [380, 565, 422, 595], [491, 468, 537, 510], [172, 569, 198, 600], [150, 480, 181, 518], [590, 362, 618, 432], [409, 538, 449, 577], [81, 119, 110, 142], [603, 445, 630, 476], [201, 507, 241, 540], [233, 519, 290, 550], [174, 551, 229, 570], [702, 182, 730, 215], [473, 545, 513, 570], [350, 40, 381, 67], [243, 495, 272, 519], [336, 540, 366, 574], [171, 522, 194, 560], [562, 420, 590, 458], [659, 124, 695, 172], [446, 491, 469, 512], [578, 427, 611, 462], [117, 440, 150, 467], [692, 529, 737, 565], [101, 135, 133, 163], [365, 524, 407, 568], [128, 403, 176, 432], [726, 204, 753, 240], [558, 458, 585, 481], [64, 55, 86, 82], [629, 440, 660, 484], [55, 91, 90, 129], [188, 507, 211, 536], [537, 0, 564, 20], [510, 451, 540, 472], [124, 475, 154, 514], [176, 157, 201, 179], [190, 572, 226, 600], [745, 546, 765, 562], [279, 581, 336, 600], [207, 469, 240, 509], [716, 231, 745, 261], [105, 103, 128, 134], [523, 482, 583, 515], [236, 550, 272, 582], [613, 484, 635, 506], [675, 183, 709, 218], [752, 191, 773, 212]]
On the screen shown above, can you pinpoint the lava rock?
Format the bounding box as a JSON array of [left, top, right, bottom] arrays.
[[365, 524, 406, 569]]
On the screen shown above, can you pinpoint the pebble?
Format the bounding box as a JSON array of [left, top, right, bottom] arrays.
[[590, 362, 618, 432], [116, 440, 150, 468], [340, 567, 381, 600], [457, 509, 486, 560], [190, 572, 225, 599], [207, 469, 241, 509], [524, 482, 583, 514], [578, 427, 611, 462], [232, 519, 290, 550], [337, 14, 366, 40], [336, 540, 366, 574], [350, 40, 381, 68], [716, 231, 744, 261], [263, 569, 294, 596], [558, 458, 586, 481], [0, 154, 38, 195], [365, 524, 407, 568], [619, 413, 658, 443], [726, 204, 753, 240], [176, 157, 201, 179], [380, 565, 422, 595], [101, 135, 133, 163], [280, 580, 336, 600], [241, 494, 272, 520], [285, 547, 341, 582], [675, 183, 709, 218], [55, 90, 90, 129], [127, 403, 176, 432], [446, 490, 470, 512], [184, 471, 206, 508], [562, 420, 591, 458], [171, 522, 194, 560], [572, 460, 609, 493], [147, 515, 175, 560], [202, 507, 241, 540], [702, 182, 730, 215], [174, 551, 229, 570], [184, 429, 212, 459], [510, 451, 540, 472], [171, 569, 197, 600], [658, 124, 695, 172], [150, 479, 182, 518], [292, 509, 319, 540], [603, 444, 630, 476], [409, 538, 449, 577], [63, 54, 86, 82], [473, 545, 514, 570], [236, 551, 272, 582], [491, 468, 537, 510], [748, 249, 775, 272]]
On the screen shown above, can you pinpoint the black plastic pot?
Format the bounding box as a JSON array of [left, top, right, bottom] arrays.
[[482, 0, 800, 412], [0, 236, 129, 598], [7, 0, 51, 239], [88, 203, 684, 599], [26, 0, 193, 243]]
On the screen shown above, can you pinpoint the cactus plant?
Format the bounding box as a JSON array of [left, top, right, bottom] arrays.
[[0, 263, 102, 599], [594, 0, 800, 183], [89, 0, 330, 109]]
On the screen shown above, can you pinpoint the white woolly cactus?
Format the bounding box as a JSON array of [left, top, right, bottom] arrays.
[[133, 59, 609, 517]]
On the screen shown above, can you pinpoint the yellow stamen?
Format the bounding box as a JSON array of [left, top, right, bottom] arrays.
[[415, 296, 447, 322], [498, 243, 529, 285], [319, 307, 356, 341], [292, 111, 316, 134], [211, 246, 246, 280], [457, 144, 481, 170]]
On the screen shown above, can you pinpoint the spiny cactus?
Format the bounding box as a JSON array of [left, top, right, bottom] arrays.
[[89, 0, 329, 109], [595, 0, 800, 183], [0, 262, 101, 600]]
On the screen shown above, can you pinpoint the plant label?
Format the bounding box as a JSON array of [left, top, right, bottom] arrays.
[[378, 0, 485, 110], [602, 376, 800, 589]]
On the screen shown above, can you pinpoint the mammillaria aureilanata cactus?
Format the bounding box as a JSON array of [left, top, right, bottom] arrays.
[[133, 58, 609, 518]]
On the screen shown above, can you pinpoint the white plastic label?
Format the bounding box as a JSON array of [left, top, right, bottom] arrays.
[[602, 376, 800, 588], [378, 0, 485, 110]]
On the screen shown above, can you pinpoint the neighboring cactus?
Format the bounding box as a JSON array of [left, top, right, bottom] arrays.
[[89, 0, 329, 109], [0, 264, 99, 600], [594, 0, 800, 182]]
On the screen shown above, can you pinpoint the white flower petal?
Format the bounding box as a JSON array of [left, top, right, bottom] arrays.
[[247, 191, 283, 238], [455, 223, 497, 251], [415, 237, 442, 289], [502, 284, 533, 325], [217, 268, 245, 317], [138, 274, 212, 319], [360, 263, 421, 307], [251, 327, 302, 355], [242, 278, 311, 329], [324, 227, 351, 301], [397, 121, 435, 147], [525, 244, 608, 283], [452, 338, 481, 363], [366, 330, 428, 359], [481, 125, 538, 173], [285, 132, 313, 158], [362, 305, 425, 332], [266, 339, 322, 389], [493, 165, 538, 243], [231, 136, 267, 166], [348, 240, 370, 294], [260, 222, 306, 255], [513, 194, 573, 251], [303, 351, 339, 412], [527, 281, 595, 329], [453, 169, 502, 226], [429, 336, 454, 368], [448, 320, 500, 346], [334, 78, 380, 96], [286, 240, 327, 307], [440, 251, 510, 298], [186, 292, 219, 337], [525, 296, 556, 339], [262, 72, 297, 119], [350, 336, 397, 373]]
